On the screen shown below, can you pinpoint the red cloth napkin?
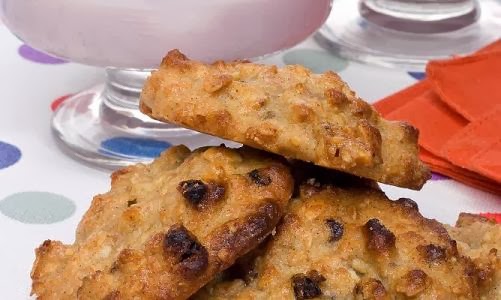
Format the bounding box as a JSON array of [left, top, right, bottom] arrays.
[[375, 39, 501, 195]]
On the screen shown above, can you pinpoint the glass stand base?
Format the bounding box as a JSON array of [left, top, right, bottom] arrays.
[[51, 84, 237, 170], [315, 0, 501, 71]]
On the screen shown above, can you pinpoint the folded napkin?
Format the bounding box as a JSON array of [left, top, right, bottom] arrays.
[[375, 40, 501, 195]]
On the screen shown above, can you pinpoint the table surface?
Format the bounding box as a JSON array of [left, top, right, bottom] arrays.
[[0, 21, 500, 299]]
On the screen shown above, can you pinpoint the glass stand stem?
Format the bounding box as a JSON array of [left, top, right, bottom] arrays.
[[100, 68, 168, 130], [359, 0, 480, 33], [104, 68, 149, 110], [362, 0, 477, 19], [51, 68, 231, 170], [315, 0, 499, 70]]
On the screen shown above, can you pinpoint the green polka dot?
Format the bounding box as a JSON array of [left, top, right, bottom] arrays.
[[0, 192, 76, 224], [283, 49, 349, 73]]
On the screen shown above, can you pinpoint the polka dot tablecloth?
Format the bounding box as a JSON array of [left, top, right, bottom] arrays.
[[0, 23, 499, 299]]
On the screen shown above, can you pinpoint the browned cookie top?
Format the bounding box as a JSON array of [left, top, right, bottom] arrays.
[[196, 180, 481, 299], [140, 50, 430, 189], [446, 213, 501, 299], [31, 145, 293, 300]]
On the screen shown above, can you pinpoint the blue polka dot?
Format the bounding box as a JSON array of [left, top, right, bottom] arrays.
[[101, 137, 171, 158], [0, 192, 76, 224], [0, 141, 21, 169], [283, 49, 349, 73], [408, 72, 426, 80]]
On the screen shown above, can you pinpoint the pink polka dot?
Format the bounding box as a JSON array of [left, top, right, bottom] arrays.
[[479, 213, 501, 223], [51, 94, 73, 112]]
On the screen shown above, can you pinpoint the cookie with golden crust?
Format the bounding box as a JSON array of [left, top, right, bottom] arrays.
[[31, 145, 293, 300], [446, 213, 501, 299], [195, 181, 480, 299], [140, 50, 430, 189]]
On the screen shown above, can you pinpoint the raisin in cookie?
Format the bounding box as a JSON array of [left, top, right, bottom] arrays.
[[31, 145, 293, 300], [196, 179, 481, 299], [140, 50, 430, 189], [446, 213, 501, 299]]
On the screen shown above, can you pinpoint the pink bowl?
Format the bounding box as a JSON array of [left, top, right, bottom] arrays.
[[2, 0, 332, 68]]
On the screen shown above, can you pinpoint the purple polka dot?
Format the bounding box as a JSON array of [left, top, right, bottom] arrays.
[[101, 137, 171, 159], [18, 44, 67, 64], [431, 172, 449, 181], [408, 72, 426, 80], [0, 141, 21, 169], [358, 19, 369, 29]]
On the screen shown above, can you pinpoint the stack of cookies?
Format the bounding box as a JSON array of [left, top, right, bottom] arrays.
[[31, 51, 500, 299]]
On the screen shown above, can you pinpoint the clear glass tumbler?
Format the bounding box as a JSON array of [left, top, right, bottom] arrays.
[[1, 0, 332, 169], [316, 0, 501, 70]]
